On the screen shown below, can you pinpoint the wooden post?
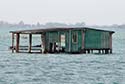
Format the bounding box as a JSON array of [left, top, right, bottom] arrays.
[[28, 34, 32, 53], [12, 33, 14, 53], [105, 49, 108, 54], [16, 33, 20, 53], [110, 49, 112, 54], [41, 34, 42, 53], [41, 33, 46, 53], [91, 50, 93, 53], [88, 50, 90, 54], [98, 50, 101, 54], [109, 33, 112, 53], [57, 31, 60, 53], [69, 30, 71, 52], [102, 50, 104, 54], [82, 31, 85, 49], [84, 49, 86, 54], [41, 34, 43, 53]]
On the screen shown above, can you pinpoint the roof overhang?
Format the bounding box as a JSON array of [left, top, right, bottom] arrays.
[[10, 27, 115, 34]]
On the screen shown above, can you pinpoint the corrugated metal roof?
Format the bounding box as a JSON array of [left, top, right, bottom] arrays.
[[10, 27, 115, 34]]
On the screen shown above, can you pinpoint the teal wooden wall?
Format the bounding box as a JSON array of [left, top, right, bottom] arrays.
[[45, 31, 59, 51], [45, 28, 111, 53], [70, 30, 82, 52], [84, 29, 110, 49], [45, 31, 70, 52], [101, 32, 110, 48]]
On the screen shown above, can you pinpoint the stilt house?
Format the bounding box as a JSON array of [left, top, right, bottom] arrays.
[[10, 27, 115, 54]]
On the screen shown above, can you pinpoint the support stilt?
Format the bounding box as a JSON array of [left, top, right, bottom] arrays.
[[110, 49, 112, 54], [103, 50, 104, 54], [88, 50, 90, 54], [12, 33, 14, 53], [98, 50, 101, 54], [91, 50, 93, 53], [105, 49, 108, 54], [84, 49, 86, 54]]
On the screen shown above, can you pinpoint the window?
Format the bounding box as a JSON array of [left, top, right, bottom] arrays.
[[61, 34, 65, 47], [72, 32, 78, 43]]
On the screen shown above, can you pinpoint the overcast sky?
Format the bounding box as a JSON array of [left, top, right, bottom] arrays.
[[0, 0, 125, 25]]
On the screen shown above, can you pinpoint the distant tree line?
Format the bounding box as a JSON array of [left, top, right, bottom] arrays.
[[90, 24, 125, 28], [0, 20, 125, 28], [0, 20, 86, 28]]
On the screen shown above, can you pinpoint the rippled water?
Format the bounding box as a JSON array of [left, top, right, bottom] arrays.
[[0, 27, 125, 84]]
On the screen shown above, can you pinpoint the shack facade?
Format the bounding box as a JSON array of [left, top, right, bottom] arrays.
[[10, 27, 114, 54]]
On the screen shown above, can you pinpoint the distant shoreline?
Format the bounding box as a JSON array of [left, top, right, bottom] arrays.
[[0, 21, 125, 29]]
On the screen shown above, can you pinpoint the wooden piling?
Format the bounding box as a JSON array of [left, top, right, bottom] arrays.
[[12, 33, 14, 53], [110, 49, 112, 54], [105, 49, 109, 54], [98, 50, 101, 54], [91, 50, 93, 53], [41, 34, 42, 53], [88, 50, 90, 54]]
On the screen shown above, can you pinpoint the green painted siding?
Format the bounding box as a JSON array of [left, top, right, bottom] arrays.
[[101, 32, 110, 48], [45, 31, 59, 50], [45, 28, 111, 53], [45, 31, 70, 52], [84, 29, 110, 49], [85, 29, 101, 49], [65, 31, 70, 52], [71, 30, 82, 52]]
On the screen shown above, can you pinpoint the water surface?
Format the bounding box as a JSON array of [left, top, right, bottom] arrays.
[[0, 27, 125, 84]]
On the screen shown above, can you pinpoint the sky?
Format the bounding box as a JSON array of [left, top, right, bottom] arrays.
[[0, 0, 125, 25]]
